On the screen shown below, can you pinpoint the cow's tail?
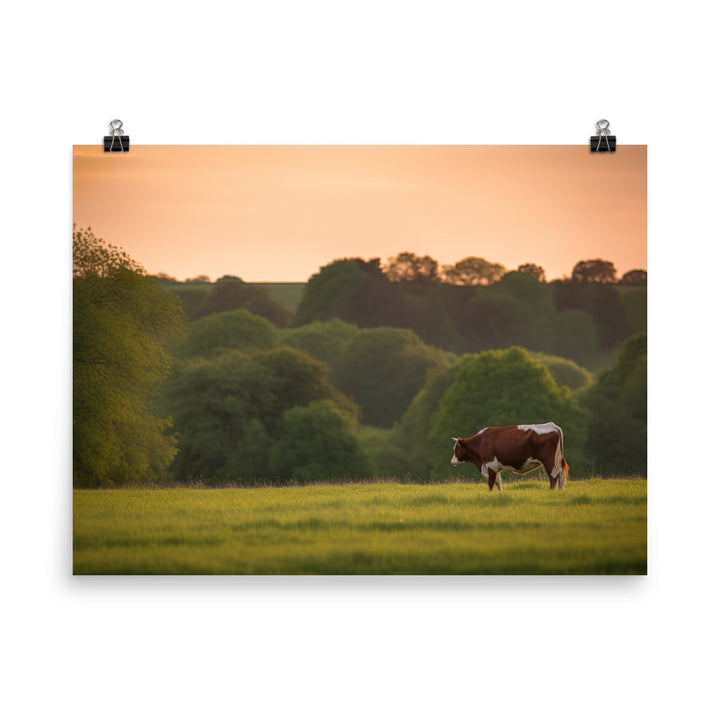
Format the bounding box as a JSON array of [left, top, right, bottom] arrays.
[[556, 425, 569, 478]]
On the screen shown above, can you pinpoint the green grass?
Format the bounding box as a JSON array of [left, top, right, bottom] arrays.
[[73, 479, 646, 575]]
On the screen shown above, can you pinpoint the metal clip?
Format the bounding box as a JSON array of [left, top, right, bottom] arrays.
[[590, 119, 616, 152], [104, 119, 130, 152]]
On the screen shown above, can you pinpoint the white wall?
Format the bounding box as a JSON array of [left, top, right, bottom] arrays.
[[1, 2, 718, 718]]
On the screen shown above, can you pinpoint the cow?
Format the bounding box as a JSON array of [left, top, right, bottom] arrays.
[[450, 422, 569, 491]]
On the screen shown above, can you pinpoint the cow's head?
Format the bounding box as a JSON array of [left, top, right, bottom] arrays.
[[450, 437, 470, 466]]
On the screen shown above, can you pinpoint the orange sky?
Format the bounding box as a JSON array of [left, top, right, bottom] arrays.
[[73, 145, 646, 282]]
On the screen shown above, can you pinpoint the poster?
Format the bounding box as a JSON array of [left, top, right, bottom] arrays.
[[73, 145, 646, 574]]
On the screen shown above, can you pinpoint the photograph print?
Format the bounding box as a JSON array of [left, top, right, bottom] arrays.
[[73, 144, 647, 574]]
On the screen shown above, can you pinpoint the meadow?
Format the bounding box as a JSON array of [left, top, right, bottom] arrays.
[[73, 478, 646, 574]]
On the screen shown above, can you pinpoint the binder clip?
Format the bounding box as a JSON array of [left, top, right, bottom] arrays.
[[590, 119, 616, 152], [104, 119, 130, 152]]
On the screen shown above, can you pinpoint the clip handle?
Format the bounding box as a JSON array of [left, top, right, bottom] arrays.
[[590, 119, 616, 152], [104, 119, 130, 152]]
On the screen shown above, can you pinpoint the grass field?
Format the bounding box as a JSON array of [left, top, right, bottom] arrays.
[[73, 478, 646, 575]]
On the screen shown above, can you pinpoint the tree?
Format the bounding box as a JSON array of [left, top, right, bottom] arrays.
[[331, 327, 449, 427], [571, 259, 617, 284], [165, 347, 358, 483], [269, 401, 369, 480], [384, 252, 439, 283], [295, 258, 414, 330], [528, 352, 593, 392], [517, 263, 546, 282], [179, 308, 280, 357], [553, 280, 628, 350], [196, 275, 292, 326], [280, 319, 359, 367], [619, 269, 647, 285], [295, 259, 370, 326], [73, 227, 186, 487], [580, 333, 646, 474], [428, 347, 589, 479], [442, 257, 506, 286]]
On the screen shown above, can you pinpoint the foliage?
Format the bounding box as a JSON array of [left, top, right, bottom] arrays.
[[427, 347, 589, 478], [517, 263, 546, 281], [178, 308, 280, 357], [331, 327, 449, 427], [294, 259, 369, 325], [571, 258, 618, 284], [580, 333, 647, 474], [528, 352, 593, 391], [165, 347, 358, 483], [356, 426, 411, 478], [393, 365, 460, 476], [618, 286, 647, 335], [73, 227, 186, 487], [193, 275, 292, 325], [442, 256, 506, 285], [384, 252, 439, 282], [619, 269, 647, 285], [280, 318, 359, 366], [552, 281, 629, 350], [295, 256, 643, 364], [73, 226, 144, 278], [268, 401, 369, 480]]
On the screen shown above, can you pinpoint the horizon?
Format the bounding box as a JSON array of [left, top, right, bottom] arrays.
[[73, 145, 646, 283]]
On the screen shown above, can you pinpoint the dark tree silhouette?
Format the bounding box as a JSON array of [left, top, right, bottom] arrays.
[[619, 269, 647, 285], [384, 252, 439, 282], [442, 257, 505, 286], [517, 263, 546, 282], [571, 259, 617, 284]]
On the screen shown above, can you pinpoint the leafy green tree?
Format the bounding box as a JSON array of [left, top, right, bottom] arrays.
[[428, 347, 589, 479], [73, 227, 186, 487], [269, 400, 369, 481], [280, 319, 359, 366], [179, 308, 280, 357], [165, 347, 358, 483], [296, 258, 415, 330], [356, 426, 411, 478], [384, 252, 439, 283], [528, 352, 593, 391], [580, 333, 646, 474], [442, 257, 506, 286], [392, 365, 460, 476], [331, 327, 449, 427], [295, 259, 369, 326]]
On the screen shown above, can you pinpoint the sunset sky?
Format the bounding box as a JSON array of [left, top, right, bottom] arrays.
[[73, 145, 646, 282]]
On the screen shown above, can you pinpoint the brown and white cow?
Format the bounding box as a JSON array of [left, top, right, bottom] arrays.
[[450, 422, 569, 490]]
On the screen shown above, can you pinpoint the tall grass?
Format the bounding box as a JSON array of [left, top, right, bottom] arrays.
[[73, 478, 646, 575]]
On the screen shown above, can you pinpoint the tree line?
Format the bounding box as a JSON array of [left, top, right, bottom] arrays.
[[74, 229, 646, 488]]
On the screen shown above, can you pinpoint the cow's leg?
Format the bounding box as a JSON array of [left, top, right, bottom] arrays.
[[543, 459, 559, 489], [555, 469, 566, 490], [488, 469, 496, 491], [494, 472, 503, 491]]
